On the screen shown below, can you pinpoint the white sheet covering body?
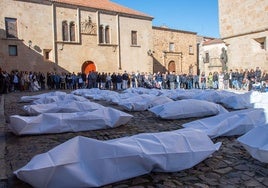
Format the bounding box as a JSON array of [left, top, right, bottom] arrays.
[[182, 108, 266, 138], [23, 100, 104, 115], [148, 96, 174, 108], [9, 107, 133, 135], [118, 94, 152, 111], [19, 91, 67, 103], [219, 91, 253, 110], [193, 90, 235, 103], [149, 99, 228, 119], [32, 94, 87, 105], [71, 88, 119, 101], [237, 125, 268, 163], [14, 129, 221, 187], [117, 94, 172, 111]]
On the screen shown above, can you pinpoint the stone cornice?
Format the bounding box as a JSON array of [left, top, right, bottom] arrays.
[[153, 26, 197, 35], [14, 0, 52, 6], [221, 28, 268, 40], [50, 1, 153, 21]]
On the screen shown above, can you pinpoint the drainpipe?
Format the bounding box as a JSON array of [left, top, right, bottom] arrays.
[[52, 3, 58, 69], [116, 14, 122, 70], [77, 8, 81, 44], [96, 11, 99, 44]]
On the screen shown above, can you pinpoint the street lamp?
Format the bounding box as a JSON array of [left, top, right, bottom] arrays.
[[28, 40, 32, 49], [147, 49, 154, 56]]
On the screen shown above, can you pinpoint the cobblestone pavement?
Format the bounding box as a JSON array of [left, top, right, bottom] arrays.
[[1, 91, 268, 188]]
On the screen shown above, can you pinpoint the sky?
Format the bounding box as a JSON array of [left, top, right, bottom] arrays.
[[111, 0, 220, 38]]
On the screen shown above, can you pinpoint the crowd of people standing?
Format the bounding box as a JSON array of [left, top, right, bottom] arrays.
[[1, 66, 267, 94]]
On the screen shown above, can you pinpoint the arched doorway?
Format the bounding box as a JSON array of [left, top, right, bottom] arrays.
[[168, 61, 176, 72], [82, 61, 96, 75]]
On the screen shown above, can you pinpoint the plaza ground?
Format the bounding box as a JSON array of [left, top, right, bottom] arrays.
[[0, 90, 268, 187]]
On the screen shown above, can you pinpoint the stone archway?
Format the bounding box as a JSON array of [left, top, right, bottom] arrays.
[[168, 61, 176, 72], [82, 61, 96, 74]]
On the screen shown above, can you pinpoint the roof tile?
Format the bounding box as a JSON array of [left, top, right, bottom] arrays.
[[51, 0, 153, 18], [203, 38, 224, 46]]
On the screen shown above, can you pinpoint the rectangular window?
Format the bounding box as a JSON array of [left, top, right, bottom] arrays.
[[254, 37, 266, 50], [9, 45, 18, 56], [131, 31, 137, 45], [62, 21, 68, 41], [105, 26, 110, 44], [43, 49, 51, 60], [70, 22, 76, 42], [5, 17, 18, 38], [99, 25, 104, 43], [169, 42, 174, 52], [189, 45, 194, 55], [260, 42, 265, 50], [205, 52, 209, 63]]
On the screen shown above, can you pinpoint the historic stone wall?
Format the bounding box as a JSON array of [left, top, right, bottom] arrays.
[[219, 0, 268, 38], [200, 42, 226, 74], [55, 8, 119, 73], [119, 17, 153, 73], [152, 27, 197, 74], [0, 0, 55, 72], [219, 0, 268, 71], [224, 32, 268, 70], [0, 0, 153, 74]]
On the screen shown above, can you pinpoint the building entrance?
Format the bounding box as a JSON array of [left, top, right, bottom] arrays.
[[82, 61, 96, 74], [168, 61, 176, 72]]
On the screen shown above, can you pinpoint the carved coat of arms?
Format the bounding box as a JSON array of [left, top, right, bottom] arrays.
[[81, 16, 97, 35]]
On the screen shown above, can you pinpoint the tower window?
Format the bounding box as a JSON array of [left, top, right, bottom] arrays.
[[62, 21, 68, 41], [43, 49, 51, 60], [205, 52, 209, 63], [131, 31, 137, 45], [105, 26, 110, 44], [254, 37, 266, 50], [9, 45, 18, 56], [99, 25, 104, 43], [189, 45, 194, 55], [169, 42, 174, 52], [5, 17, 18, 38], [70, 22, 76, 42]]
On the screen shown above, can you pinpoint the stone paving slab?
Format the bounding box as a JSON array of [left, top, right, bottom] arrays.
[[1, 91, 268, 188]]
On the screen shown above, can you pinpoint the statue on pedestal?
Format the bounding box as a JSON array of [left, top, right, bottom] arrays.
[[220, 47, 228, 72]]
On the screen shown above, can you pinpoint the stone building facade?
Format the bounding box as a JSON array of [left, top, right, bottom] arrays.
[[198, 37, 227, 74], [152, 26, 197, 74], [219, 0, 268, 71], [0, 0, 200, 76], [0, 0, 153, 74]]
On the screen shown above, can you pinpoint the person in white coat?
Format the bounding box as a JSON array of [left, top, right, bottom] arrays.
[[32, 79, 41, 91]]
